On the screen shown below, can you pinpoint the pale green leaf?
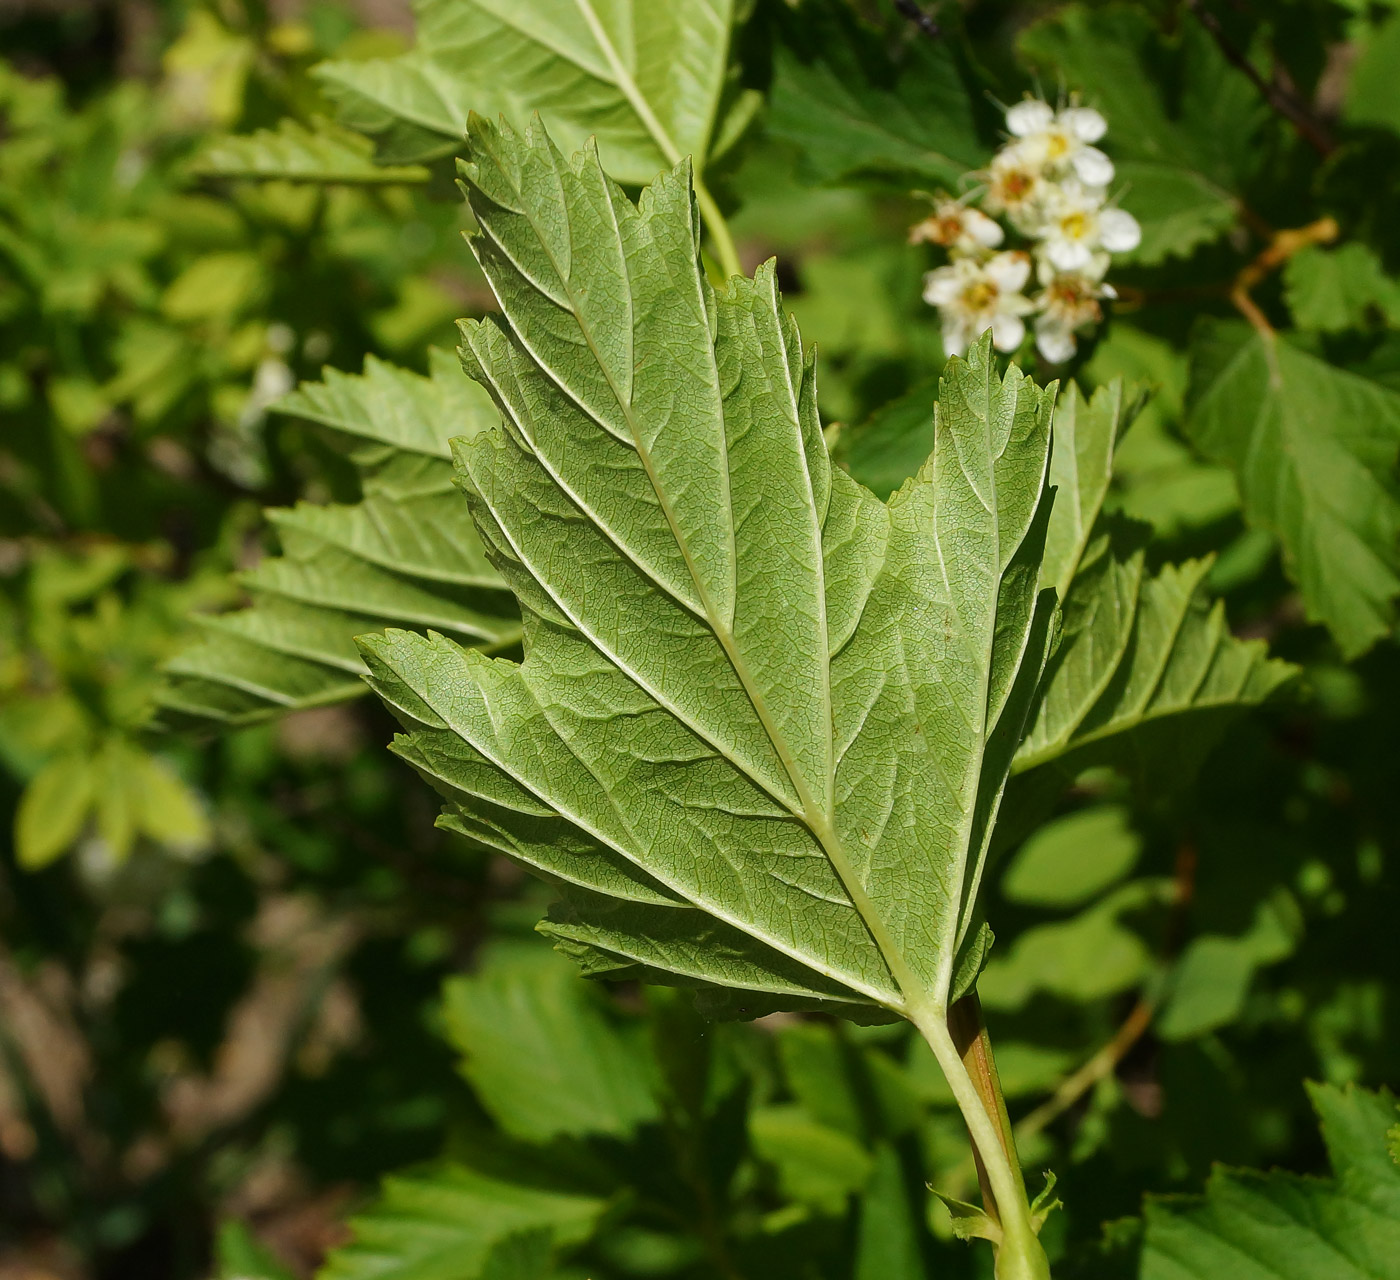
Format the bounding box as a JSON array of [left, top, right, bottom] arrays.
[[362, 116, 1058, 1024], [749, 1105, 873, 1215], [15, 752, 94, 869], [1284, 243, 1400, 334], [977, 881, 1166, 1012], [313, 0, 756, 184], [131, 750, 212, 853], [1014, 544, 1294, 784], [1347, 12, 1400, 135], [441, 955, 658, 1142], [1001, 804, 1141, 908], [767, 2, 981, 189], [192, 118, 430, 184], [855, 1144, 928, 1280], [1142, 1084, 1400, 1280], [159, 356, 520, 730], [320, 1164, 604, 1280], [1185, 320, 1400, 658]]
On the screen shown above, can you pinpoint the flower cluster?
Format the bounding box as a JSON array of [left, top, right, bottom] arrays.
[[912, 96, 1141, 364]]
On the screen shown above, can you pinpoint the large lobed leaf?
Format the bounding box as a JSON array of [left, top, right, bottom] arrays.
[[159, 352, 521, 729], [1186, 320, 1400, 659], [313, 0, 758, 184], [1142, 1084, 1400, 1280], [363, 115, 1058, 1021]]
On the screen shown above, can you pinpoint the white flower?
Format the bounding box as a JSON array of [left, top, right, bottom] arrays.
[[1005, 96, 1115, 188], [1037, 182, 1141, 272], [982, 142, 1051, 234], [1033, 257, 1117, 363], [909, 196, 1004, 254], [923, 251, 1034, 356]]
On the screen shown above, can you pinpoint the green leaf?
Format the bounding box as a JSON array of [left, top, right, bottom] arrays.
[[441, 954, 659, 1142], [15, 751, 94, 869], [1283, 243, 1400, 334], [1347, 12, 1400, 136], [1185, 320, 1400, 658], [191, 118, 430, 184], [1142, 1083, 1400, 1279], [313, 0, 757, 184], [749, 1105, 874, 1215], [1013, 374, 1292, 785], [836, 380, 939, 503], [977, 881, 1164, 1011], [855, 1145, 929, 1280], [159, 355, 521, 730], [1001, 804, 1141, 909], [766, 2, 982, 189], [320, 1164, 604, 1280], [1019, 6, 1261, 265], [1014, 543, 1294, 785], [362, 115, 1059, 1023], [214, 1220, 296, 1280]]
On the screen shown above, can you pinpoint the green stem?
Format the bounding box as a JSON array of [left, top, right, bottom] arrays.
[[908, 1001, 1051, 1280], [693, 175, 743, 281]]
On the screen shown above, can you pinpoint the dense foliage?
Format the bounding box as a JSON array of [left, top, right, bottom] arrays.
[[3, 2, 1399, 1279]]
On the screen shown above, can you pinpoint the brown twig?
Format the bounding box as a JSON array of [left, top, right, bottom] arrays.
[[1183, 0, 1335, 157], [1230, 215, 1339, 337], [892, 0, 941, 39]]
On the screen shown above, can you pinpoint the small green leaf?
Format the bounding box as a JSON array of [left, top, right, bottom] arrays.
[[214, 1220, 295, 1280], [1186, 320, 1400, 658], [767, 3, 981, 189], [192, 118, 430, 184], [1284, 243, 1400, 334], [15, 752, 95, 869], [1001, 805, 1141, 908], [320, 1164, 604, 1280], [441, 955, 659, 1143], [1347, 12, 1400, 136], [855, 1145, 928, 1280], [750, 1105, 874, 1215], [131, 750, 212, 853]]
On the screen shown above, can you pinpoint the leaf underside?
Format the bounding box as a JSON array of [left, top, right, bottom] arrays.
[[313, 0, 757, 184], [158, 352, 521, 730], [363, 115, 1059, 1021]]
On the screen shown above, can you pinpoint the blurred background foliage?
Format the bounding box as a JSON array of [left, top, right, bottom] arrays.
[[1, 2, 1398, 1279]]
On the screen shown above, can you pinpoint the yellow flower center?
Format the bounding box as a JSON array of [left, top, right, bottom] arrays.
[[962, 280, 998, 311], [1060, 211, 1090, 239]]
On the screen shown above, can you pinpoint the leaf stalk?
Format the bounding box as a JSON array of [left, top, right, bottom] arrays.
[[908, 1001, 1052, 1280]]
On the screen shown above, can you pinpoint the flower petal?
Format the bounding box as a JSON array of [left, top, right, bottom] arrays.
[[1035, 322, 1077, 364], [986, 250, 1031, 292], [1046, 238, 1093, 272], [923, 269, 962, 306], [1006, 98, 1054, 137], [1099, 208, 1142, 253], [968, 210, 1006, 248], [1060, 106, 1107, 143], [991, 312, 1026, 352], [1071, 147, 1115, 188]]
